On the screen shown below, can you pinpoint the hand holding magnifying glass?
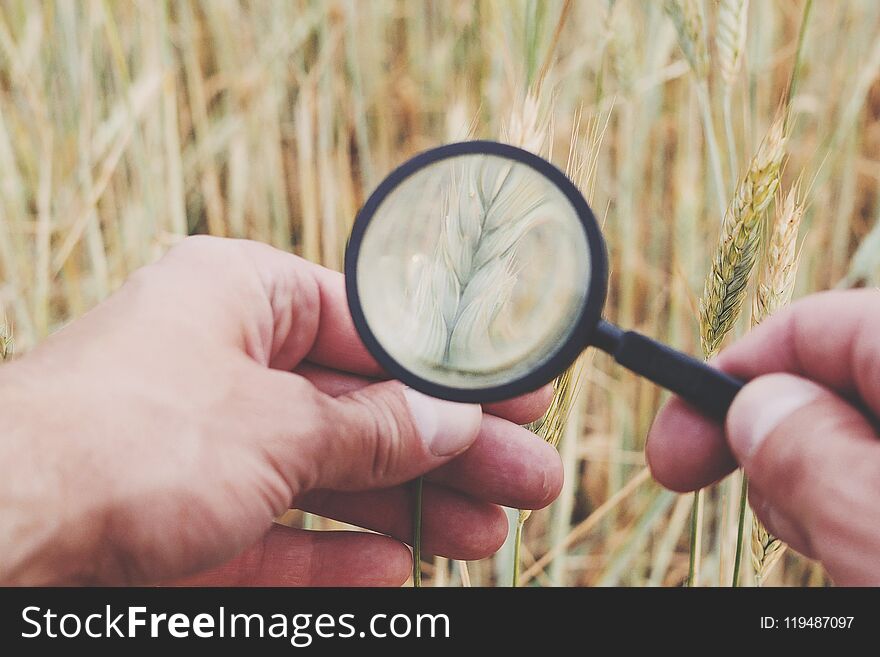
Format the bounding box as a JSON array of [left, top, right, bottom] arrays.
[[345, 141, 743, 420]]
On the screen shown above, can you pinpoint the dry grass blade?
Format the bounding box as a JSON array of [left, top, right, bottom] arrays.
[[518, 468, 653, 585], [700, 117, 786, 357]]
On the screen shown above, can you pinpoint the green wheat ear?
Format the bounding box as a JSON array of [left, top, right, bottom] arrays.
[[700, 116, 786, 358]]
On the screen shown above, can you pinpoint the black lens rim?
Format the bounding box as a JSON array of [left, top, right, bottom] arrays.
[[344, 140, 608, 403]]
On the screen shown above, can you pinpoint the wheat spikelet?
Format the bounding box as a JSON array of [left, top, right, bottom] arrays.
[[409, 160, 549, 369], [750, 513, 786, 585], [519, 366, 580, 525], [665, 0, 709, 79], [753, 185, 804, 323], [717, 0, 750, 94], [700, 117, 786, 357], [500, 91, 547, 155], [1, 322, 11, 362], [747, 183, 803, 584]]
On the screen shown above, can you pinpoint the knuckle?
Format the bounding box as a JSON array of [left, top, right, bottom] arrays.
[[347, 389, 408, 483]]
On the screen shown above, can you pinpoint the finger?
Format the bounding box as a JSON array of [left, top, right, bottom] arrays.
[[646, 396, 737, 491], [727, 373, 880, 585], [746, 488, 814, 558], [173, 524, 411, 586], [293, 365, 561, 507], [262, 374, 482, 492], [716, 289, 880, 413], [299, 484, 508, 560], [427, 413, 562, 509], [205, 238, 383, 374], [647, 289, 880, 491], [295, 362, 554, 424], [483, 386, 554, 424]]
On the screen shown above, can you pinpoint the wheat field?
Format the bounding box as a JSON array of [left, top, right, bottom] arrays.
[[2, 0, 878, 587]]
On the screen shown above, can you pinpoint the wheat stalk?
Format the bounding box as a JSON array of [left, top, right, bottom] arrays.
[[717, 0, 749, 179], [700, 116, 786, 358], [510, 106, 609, 586], [409, 90, 550, 587], [697, 116, 784, 587], [665, 0, 727, 219], [744, 184, 803, 585], [512, 367, 579, 585]]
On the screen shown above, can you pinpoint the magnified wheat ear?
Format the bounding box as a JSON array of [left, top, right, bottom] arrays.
[[749, 184, 804, 585], [409, 154, 549, 370], [700, 117, 786, 357]]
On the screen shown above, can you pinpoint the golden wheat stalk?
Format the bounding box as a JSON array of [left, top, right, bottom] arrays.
[[747, 184, 804, 584], [518, 365, 580, 529], [700, 117, 786, 358]]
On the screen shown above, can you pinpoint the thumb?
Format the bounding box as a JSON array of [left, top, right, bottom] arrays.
[[309, 381, 482, 491], [726, 373, 880, 585]]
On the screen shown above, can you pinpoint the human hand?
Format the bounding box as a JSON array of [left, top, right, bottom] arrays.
[[0, 236, 561, 586], [647, 289, 880, 585]]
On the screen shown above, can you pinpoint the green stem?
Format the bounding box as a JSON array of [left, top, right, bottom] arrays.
[[687, 490, 702, 587], [732, 473, 749, 587], [696, 82, 728, 220], [785, 0, 813, 130], [512, 515, 525, 587], [413, 476, 423, 587], [722, 92, 738, 183]]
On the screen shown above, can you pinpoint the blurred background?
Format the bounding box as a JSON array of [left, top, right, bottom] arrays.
[[1, 0, 878, 586]]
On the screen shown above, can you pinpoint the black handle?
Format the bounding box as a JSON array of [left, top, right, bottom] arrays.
[[593, 320, 743, 420]]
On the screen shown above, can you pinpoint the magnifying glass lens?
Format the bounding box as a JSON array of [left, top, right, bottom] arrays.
[[355, 153, 591, 389]]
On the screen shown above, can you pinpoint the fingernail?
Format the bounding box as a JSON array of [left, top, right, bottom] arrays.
[[403, 388, 482, 457], [727, 374, 825, 465]]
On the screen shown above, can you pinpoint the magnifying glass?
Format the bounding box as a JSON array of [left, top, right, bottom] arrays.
[[344, 141, 743, 420]]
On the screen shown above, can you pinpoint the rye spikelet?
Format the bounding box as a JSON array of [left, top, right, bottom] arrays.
[[665, 0, 709, 79], [717, 0, 750, 94], [700, 117, 786, 357], [748, 184, 804, 584]]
